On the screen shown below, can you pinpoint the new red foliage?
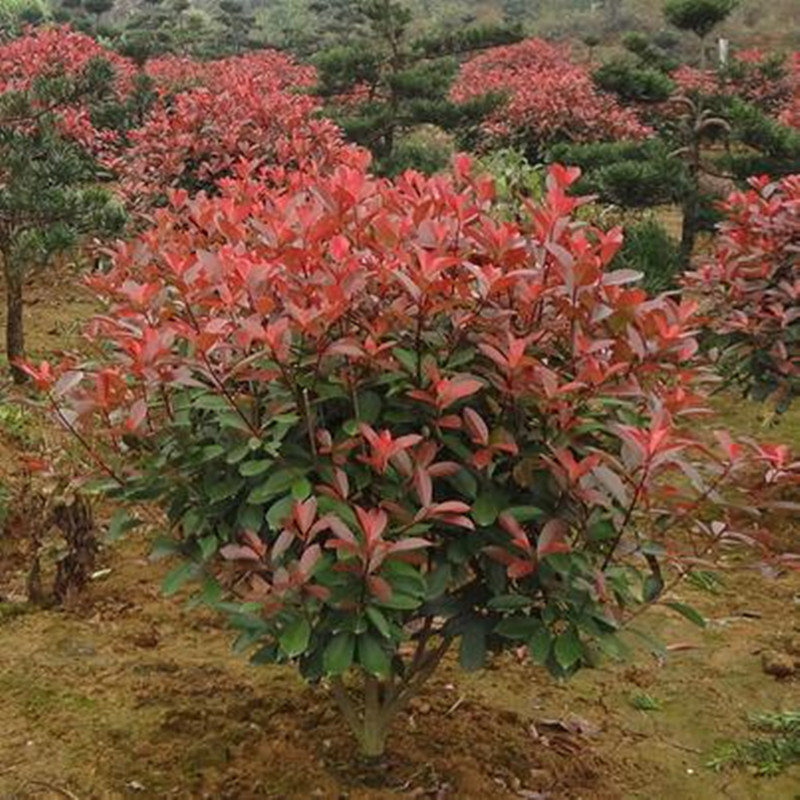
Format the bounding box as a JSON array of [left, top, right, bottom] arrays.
[[686, 173, 800, 405], [452, 39, 651, 151], [123, 51, 364, 206], [0, 26, 134, 166], [0, 25, 134, 94], [672, 50, 800, 122]]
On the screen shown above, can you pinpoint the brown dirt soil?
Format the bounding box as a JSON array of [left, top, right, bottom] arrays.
[[2, 271, 800, 800]]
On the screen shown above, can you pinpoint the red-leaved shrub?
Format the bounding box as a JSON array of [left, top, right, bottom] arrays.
[[26, 158, 799, 756], [123, 51, 361, 206], [687, 173, 800, 406], [452, 39, 651, 153]]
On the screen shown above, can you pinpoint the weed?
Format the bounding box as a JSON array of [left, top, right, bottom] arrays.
[[629, 693, 663, 711], [708, 711, 800, 776]]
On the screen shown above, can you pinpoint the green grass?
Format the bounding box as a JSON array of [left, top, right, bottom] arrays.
[[708, 712, 800, 777], [629, 692, 663, 712]]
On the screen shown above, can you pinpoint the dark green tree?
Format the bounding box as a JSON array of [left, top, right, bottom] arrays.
[[663, 0, 739, 68], [314, 0, 521, 175], [0, 58, 125, 382], [217, 0, 256, 55]]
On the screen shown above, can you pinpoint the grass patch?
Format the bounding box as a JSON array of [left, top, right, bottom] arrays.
[[709, 711, 800, 776], [629, 692, 663, 712]]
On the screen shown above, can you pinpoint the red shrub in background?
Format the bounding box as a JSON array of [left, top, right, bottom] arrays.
[[452, 39, 651, 152], [687, 173, 800, 407], [0, 26, 135, 167], [27, 157, 799, 756], [123, 51, 361, 207], [672, 50, 800, 122], [0, 25, 134, 93], [144, 50, 315, 96]]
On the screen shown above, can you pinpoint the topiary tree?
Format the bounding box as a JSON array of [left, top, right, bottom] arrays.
[[593, 59, 676, 104], [314, 0, 522, 174], [215, 0, 256, 55], [0, 27, 128, 381], [24, 158, 797, 758], [663, 0, 738, 69]]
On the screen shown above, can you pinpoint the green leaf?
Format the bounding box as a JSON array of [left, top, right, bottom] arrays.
[[225, 443, 251, 464], [217, 412, 253, 432], [376, 592, 423, 610], [198, 535, 218, 561], [392, 347, 417, 374], [323, 632, 356, 675], [487, 594, 533, 611], [279, 617, 311, 658], [239, 459, 273, 477], [365, 606, 391, 639], [358, 633, 391, 677], [201, 444, 225, 462], [528, 627, 552, 665], [248, 469, 301, 504], [150, 537, 181, 562], [291, 477, 312, 501], [506, 506, 544, 523], [193, 394, 230, 411], [665, 601, 706, 628], [643, 574, 663, 602], [459, 620, 488, 672], [495, 617, 540, 640], [162, 562, 198, 596], [107, 509, 142, 542], [595, 633, 631, 661], [426, 562, 451, 600], [251, 644, 278, 665], [207, 477, 244, 503], [472, 493, 498, 527], [554, 629, 582, 670], [266, 495, 294, 530], [356, 390, 382, 424], [237, 504, 264, 531]]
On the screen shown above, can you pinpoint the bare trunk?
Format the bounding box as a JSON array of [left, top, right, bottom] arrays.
[[330, 636, 453, 759], [360, 676, 389, 758], [4, 263, 26, 384], [680, 191, 700, 269]]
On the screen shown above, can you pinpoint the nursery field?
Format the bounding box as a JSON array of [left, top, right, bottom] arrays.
[[1, 273, 800, 800], [3, 2, 800, 799]]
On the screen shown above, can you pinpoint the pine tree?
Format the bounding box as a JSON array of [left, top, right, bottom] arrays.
[[0, 48, 125, 381], [664, 0, 739, 69], [314, 0, 521, 174]]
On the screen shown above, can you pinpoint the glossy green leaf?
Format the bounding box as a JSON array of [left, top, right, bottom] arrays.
[[323, 632, 356, 675], [162, 562, 198, 596], [665, 601, 706, 628], [365, 606, 391, 639], [554, 629, 582, 670], [358, 633, 391, 677], [279, 617, 311, 657]]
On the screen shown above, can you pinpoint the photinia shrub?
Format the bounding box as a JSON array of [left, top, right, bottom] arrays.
[[452, 39, 651, 156], [122, 50, 360, 208], [686, 173, 800, 408], [26, 159, 799, 757]]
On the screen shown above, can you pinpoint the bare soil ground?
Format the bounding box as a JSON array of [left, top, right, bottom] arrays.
[[1, 270, 800, 800]]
